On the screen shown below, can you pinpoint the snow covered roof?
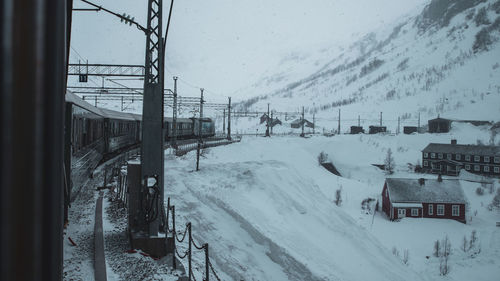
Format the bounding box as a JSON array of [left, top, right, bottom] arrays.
[[66, 90, 104, 116], [422, 143, 500, 156], [386, 178, 467, 204]]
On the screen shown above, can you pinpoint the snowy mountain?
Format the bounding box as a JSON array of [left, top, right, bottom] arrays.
[[233, 0, 500, 134]]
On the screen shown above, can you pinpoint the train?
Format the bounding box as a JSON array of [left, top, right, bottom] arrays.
[[64, 91, 215, 223]]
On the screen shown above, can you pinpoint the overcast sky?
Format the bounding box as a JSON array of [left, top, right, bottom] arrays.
[[70, 0, 429, 101]]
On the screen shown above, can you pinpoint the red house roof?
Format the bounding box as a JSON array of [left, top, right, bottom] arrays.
[[386, 178, 467, 204]]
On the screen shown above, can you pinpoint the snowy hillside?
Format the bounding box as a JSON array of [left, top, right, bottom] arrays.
[[164, 123, 500, 281], [233, 0, 500, 134]]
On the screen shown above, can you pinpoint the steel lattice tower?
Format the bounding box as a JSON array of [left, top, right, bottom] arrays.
[[141, 0, 164, 236]]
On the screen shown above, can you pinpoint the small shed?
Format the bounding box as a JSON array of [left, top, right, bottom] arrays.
[[381, 178, 466, 223], [369, 126, 386, 134], [403, 126, 418, 134], [428, 117, 451, 133], [350, 126, 364, 134]]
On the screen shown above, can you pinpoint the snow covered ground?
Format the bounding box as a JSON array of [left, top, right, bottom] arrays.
[[165, 123, 500, 281]]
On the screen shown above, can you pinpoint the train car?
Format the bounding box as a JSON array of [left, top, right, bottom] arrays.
[[65, 92, 106, 204], [193, 117, 216, 138], [164, 117, 195, 141], [100, 108, 139, 154]]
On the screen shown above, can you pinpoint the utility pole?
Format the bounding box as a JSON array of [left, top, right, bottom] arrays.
[[265, 103, 270, 137], [313, 113, 315, 134], [397, 116, 400, 135], [196, 88, 204, 171], [418, 112, 421, 133], [380, 112, 383, 126], [270, 111, 274, 135], [337, 108, 341, 134], [95, 96, 97, 107], [358, 115, 360, 127], [140, 0, 164, 238], [172, 76, 178, 147], [227, 97, 231, 140], [121, 96, 124, 111], [301, 106, 305, 137], [222, 109, 226, 136]]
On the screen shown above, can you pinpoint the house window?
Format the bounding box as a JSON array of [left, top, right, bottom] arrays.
[[484, 156, 490, 163], [424, 152, 428, 158], [456, 154, 461, 160], [474, 165, 480, 171], [495, 157, 500, 163], [431, 153, 436, 159], [437, 204, 444, 216], [438, 153, 443, 159], [428, 204, 434, 215], [484, 166, 490, 172], [495, 167, 500, 173], [474, 155, 480, 162], [452, 205, 460, 216], [465, 155, 471, 161], [423, 160, 428, 167], [411, 208, 419, 216], [465, 165, 471, 170], [447, 154, 452, 160]]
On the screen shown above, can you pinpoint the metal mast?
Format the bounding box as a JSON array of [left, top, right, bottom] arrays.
[[141, 0, 164, 237], [172, 76, 178, 147]]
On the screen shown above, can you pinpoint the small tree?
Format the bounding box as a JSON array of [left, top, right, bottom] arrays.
[[384, 148, 395, 174], [461, 235, 469, 252], [434, 240, 441, 257], [334, 188, 342, 206], [402, 249, 410, 265], [490, 189, 500, 210]]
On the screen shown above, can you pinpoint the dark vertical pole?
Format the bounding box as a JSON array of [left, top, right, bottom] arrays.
[[1, 0, 67, 280], [270, 111, 274, 135], [227, 97, 231, 140], [338, 108, 341, 134], [358, 115, 360, 127], [196, 89, 204, 171], [265, 103, 270, 137], [418, 112, 421, 133], [204, 244, 210, 281], [313, 113, 315, 134], [397, 116, 400, 135], [121, 96, 124, 111], [95, 96, 97, 107], [188, 223, 192, 280], [301, 106, 305, 137], [171, 206, 176, 270], [172, 76, 178, 147], [380, 112, 382, 126], [141, 0, 164, 237], [222, 109, 225, 136]]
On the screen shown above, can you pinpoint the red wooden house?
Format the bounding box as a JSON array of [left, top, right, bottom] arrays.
[[381, 178, 467, 223]]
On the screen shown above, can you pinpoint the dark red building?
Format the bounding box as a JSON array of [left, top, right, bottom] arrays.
[[382, 178, 467, 223]]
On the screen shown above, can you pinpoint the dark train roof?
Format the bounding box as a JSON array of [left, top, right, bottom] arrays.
[[67, 91, 214, 123], [65, 91, 104, 116]]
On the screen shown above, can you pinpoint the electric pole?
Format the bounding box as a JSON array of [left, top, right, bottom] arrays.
[[418, 112, 421, 133], [222, 109, 226, 136], [338, 108, 341, 134], [266, 103, 270, 137], [227, 97, 231, 140], [172, 76, 178, 147], [358, 115, 360, 127], [301, 106, 305, 137], [270, 111, 274, 135], [140, 0, 164, 238], [313, 112, 315, 134], [380, 112, 383, 126], [196, 88, 204, 171], [397, 116, 400, 135]]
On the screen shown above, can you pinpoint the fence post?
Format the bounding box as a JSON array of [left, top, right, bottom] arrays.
[[188, 223, 192, 280], [204, 243, 209, 281]]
